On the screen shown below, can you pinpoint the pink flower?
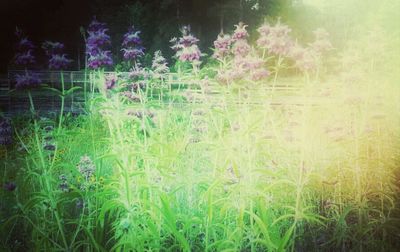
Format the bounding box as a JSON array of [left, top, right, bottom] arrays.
[[170, 26, 202, 64], [232, 22, 249, 41], [213, 33, 232, 59], [256, 20, 293, 56], [232, 39, 250, 57]]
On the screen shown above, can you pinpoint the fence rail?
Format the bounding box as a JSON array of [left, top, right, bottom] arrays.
[[1, 70, 316, 116]]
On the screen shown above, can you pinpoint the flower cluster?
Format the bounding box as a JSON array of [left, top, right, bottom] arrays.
[[86, 17, 113, 69], [77, 155, 96, 181], [14, 27, 36, 66], [105, 73, 117, 90], [256, 20, 293, 56], [42, 41, 72, 70], [121, 26, 145, 61], [151, 50, 169, 79], [170, 25, 202, 65], [216, 22, 269, 84], [59, 174, 69, 192], [213, 32, 232, 59], [0, 118, 13, 146], [231, 22, 250, 58], [15, 72, 41, 90]]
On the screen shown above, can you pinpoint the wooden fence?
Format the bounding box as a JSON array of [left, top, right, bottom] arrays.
[[0, 70, 326, 116]]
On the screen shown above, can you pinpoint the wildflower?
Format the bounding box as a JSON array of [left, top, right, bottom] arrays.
[[86, 17, 113, 69], [15, 72, 41, 90], [256, 20, 293, 56], [213, 32, 232, 59], [0, 118, 13, 146], [151, 50, 169, 78], [14, 51, 35, 65], [77, 155, 96, 181], [17, 37, 35, 50], [59, 174, 69, 192], [14, 27, 36, 66], [170, 25, 202, 65], [231, 22, 250, 58], [42, 41, 72, 70], [121, 26, 145, 61], [48, 54, 72, 70], [232, 22, 249, 41], [105, 73, 117, 89], [3, 182, 16, 191], [87, 50, 113, 69]]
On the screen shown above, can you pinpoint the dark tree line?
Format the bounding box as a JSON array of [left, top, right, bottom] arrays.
[[0, 0, 295, 72]]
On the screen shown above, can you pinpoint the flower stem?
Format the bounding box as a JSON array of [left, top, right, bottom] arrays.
[[58, 71, 65, 133]]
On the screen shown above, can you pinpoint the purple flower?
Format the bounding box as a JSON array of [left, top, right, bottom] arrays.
[[86, 18, 113, 69], [59, 174, 69, 192], [232, 40, 250, 58], [178, 45, 201, 62], [170, 25, 202, 64], [179, 34, 199, 47], [87, 29, 111, 48], [87, 17, 107, 32], [122, 48, 145, 60], [122, 26, 145, 61], [15, 72, 41, 90], [122, 26, 142, 46], [231, 22, 251, 58], [213, 33, 232, 59], [17, 38, 35, 50], [88, 51, 113, 69], [256, 20, 293, 56], [49, 54, 73, 70], [3, 182, 16, 191], [232, 22, 249, 41], [105, 73, 117, 89], [15, 50, 36, 65], [0, 118, 13, 146], [42, 41, 72, 70], [14, 28, 36, 67], [234, 56, 264, 71], [77, 155, 96, 181]]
